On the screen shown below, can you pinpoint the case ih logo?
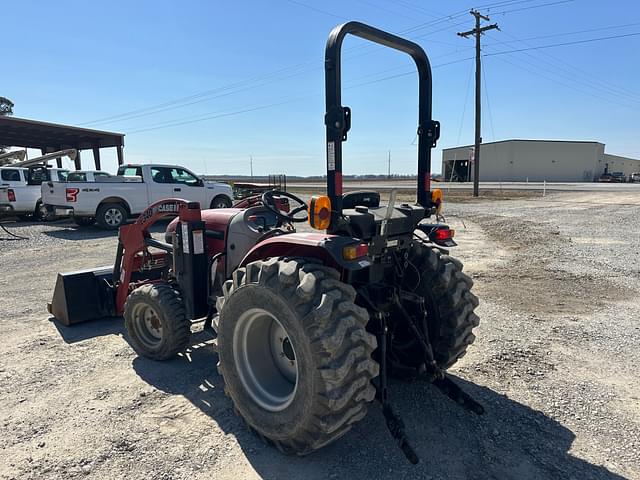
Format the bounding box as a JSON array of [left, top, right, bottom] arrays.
[[139, 202, 180, 222], [157, 203, 179, 213]]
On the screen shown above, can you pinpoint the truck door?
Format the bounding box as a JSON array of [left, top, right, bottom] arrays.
[[148, 166, 180, 203], [149, 166, 205, 206]]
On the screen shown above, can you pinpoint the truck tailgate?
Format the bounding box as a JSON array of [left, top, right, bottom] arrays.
[[42, 181, 70, 207], [0, 185, 39, 214]]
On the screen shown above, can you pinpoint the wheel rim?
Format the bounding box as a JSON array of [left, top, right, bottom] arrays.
[[131, 303, 163, 348], [233, 308, 298, 412], [104, 208, 123, 226], [213, 199, 228, 208]]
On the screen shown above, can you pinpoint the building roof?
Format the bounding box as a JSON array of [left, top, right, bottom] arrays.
[[442, 139, 604, 151], [0, 116, 124, 151]]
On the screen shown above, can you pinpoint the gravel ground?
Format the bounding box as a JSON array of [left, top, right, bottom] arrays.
[[0, 191, 638, 480]]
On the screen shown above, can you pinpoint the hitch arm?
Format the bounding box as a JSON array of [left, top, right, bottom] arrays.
[[378, 311, 419, 464], [358, 289, 420, 464], [396, 290, 485, 415]]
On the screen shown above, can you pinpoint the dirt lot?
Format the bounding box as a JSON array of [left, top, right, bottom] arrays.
[[1, 191, 638, 480]]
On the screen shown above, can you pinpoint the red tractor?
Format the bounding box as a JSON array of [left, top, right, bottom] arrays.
[[49, 22, 480, 463]]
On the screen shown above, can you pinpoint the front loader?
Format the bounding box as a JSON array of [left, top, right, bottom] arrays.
[[49, 21, 481, 463]]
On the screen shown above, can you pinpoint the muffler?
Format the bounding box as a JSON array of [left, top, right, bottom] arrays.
[[48, 267, 116, 326]]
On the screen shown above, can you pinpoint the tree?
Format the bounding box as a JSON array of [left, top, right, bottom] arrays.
[[0, 96, 14, 155], [0, 96, 14, 116]]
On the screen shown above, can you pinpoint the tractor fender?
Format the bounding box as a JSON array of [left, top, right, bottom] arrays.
[[240, 232, 371, 272]]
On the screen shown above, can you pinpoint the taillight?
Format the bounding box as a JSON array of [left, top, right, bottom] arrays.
[[7, 189, 16, 202], [66, 188, 79, 202], [432, 227, 455, 242], [342, 243, 369, 261]]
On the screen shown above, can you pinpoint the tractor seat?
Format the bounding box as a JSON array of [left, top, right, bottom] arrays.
[[342, 190, 380, 209]]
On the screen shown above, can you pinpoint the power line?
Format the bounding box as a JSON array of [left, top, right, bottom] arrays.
[[484, 21, 640, 46], [353, 0, 422, 21], [485, 29, 640, 103], [80, 61, 317, 126], [479, 30, 640, 109], [484, 52, 638, 111], [482, 65, 496, 141], [81, 11, 470, 128], [490, 0, 574, 15], [283, 0, 348, 20], [127, 55, 474, 135], [457, 59, 475, 144], [123, 49, 472, 132], [485, 31, 640, 56], [81, 0, 574, 130]]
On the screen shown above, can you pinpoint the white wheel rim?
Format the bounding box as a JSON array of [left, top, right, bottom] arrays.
[[233, 308, 298, 412]]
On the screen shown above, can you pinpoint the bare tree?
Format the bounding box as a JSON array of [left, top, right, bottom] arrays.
[[0, 96, 14, 155]]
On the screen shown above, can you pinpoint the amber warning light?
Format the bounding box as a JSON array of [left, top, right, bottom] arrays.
[[309, 195, 332, 230]]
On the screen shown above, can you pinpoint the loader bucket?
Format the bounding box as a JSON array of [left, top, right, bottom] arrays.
[[48, 267, 116, 326]]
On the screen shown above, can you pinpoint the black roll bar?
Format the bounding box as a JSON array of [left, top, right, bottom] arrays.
[[324, 21, 440, 225]]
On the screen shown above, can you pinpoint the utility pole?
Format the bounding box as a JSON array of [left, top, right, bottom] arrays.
[[387, 150, 391, 179], [458, 10, 499, 197], [250, 155, 253, 181]]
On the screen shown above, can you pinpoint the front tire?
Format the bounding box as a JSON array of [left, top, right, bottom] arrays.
[[124, 284, 191, 360], [216, 258, 378, 455], [96, 203, 127, 229], [211, 195, 232, 209], [390, 244, 479, 375]]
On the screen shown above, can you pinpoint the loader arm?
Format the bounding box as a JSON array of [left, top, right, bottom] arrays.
[[113, 198, 201, 314]]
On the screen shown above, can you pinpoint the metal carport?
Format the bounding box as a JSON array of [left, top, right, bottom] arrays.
[[0, 116, 125, 170]]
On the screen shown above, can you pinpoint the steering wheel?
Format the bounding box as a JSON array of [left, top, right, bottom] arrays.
[[261, 190, 308, 223]]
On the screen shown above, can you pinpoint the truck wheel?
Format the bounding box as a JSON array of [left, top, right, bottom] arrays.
[[216, 258, 378, 455], [96, 203, 127, 229], [390, 245, 479, 374], [73, 217, 96, 227], [37, 202, 55, 222], [124, 284, 191, 360], [211, 195, 232, 209]]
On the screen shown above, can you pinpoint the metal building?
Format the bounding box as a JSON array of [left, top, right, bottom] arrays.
[[442, 139, 640, 182]]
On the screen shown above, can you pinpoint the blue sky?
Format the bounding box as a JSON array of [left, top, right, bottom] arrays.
[[3, 0, 639, 176]]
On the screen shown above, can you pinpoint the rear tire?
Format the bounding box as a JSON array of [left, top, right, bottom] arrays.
[[390, 244, 479, 375], [211, 195, 232, 209], [96, 203, 127, 229], [216, 258, 378, 455], [124, 284, 191, 360]]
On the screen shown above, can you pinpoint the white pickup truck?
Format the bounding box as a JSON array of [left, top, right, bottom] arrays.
[[42, 163, 234, 229], [0, 166, 69, 219]]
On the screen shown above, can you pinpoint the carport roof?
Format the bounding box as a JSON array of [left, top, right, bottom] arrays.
[[0, 116, 124, 151]]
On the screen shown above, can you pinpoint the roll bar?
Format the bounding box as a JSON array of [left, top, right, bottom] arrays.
[[324, 21, 440, 224]]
